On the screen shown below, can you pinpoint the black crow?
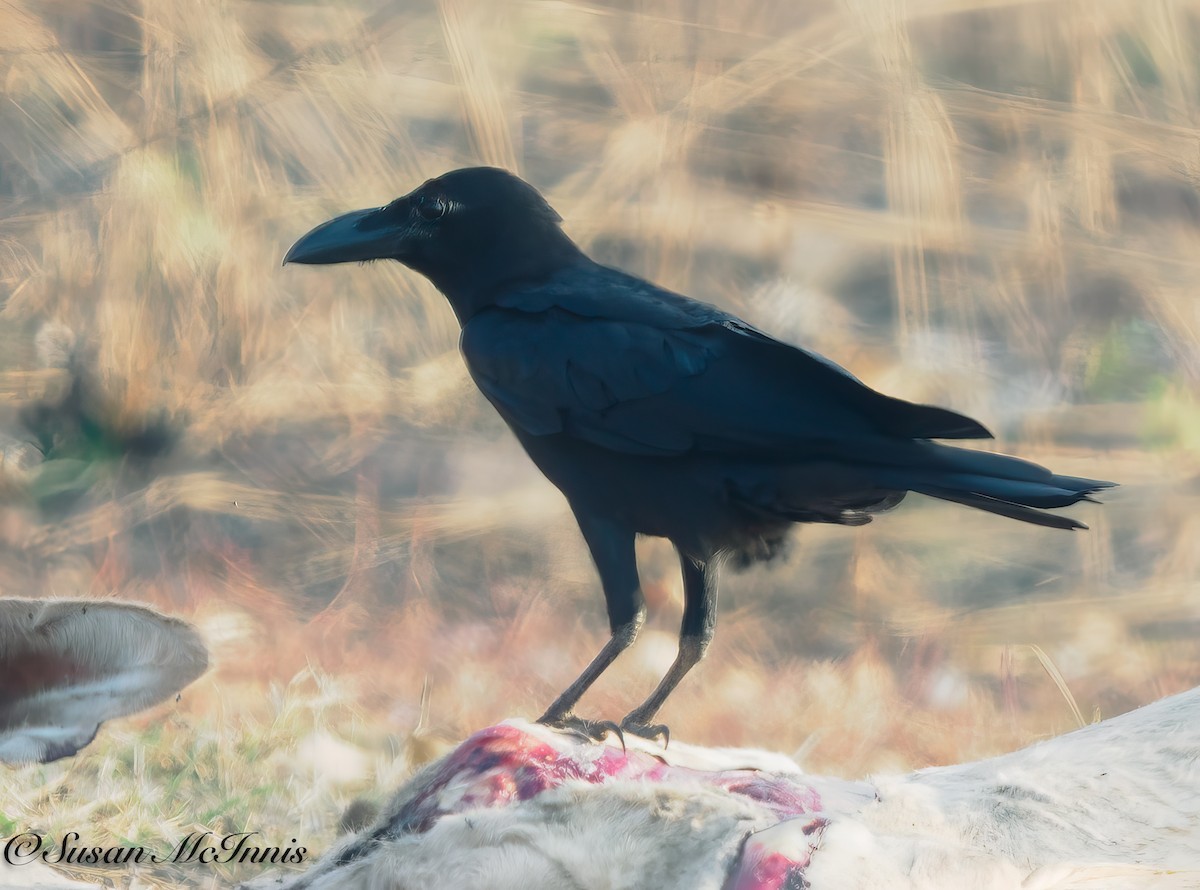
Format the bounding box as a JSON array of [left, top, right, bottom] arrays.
[[285, 167, 1114, 740]]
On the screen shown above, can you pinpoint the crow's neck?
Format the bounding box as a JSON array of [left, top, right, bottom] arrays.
[[427, 228, 584, 324]]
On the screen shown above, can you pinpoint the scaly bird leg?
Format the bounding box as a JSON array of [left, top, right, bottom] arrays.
[[620, 552, 718, 744], [537, 511, 644, 743]]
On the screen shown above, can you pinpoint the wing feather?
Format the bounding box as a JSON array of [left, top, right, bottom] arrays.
[[461, 265, 990, 458]]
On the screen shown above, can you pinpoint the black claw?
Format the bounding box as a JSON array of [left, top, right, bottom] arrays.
[[538, 713, 626, 748], [619, 719, 670, 747]]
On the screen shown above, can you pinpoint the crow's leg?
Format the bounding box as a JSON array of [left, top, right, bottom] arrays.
[[619, 552, 717, 743], [537, 511, 644, 740]]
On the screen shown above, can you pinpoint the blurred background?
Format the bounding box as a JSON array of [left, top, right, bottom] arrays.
[[1, 0, 1198, 884]]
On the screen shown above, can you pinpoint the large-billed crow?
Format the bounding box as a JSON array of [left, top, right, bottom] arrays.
[[285, 167, 1113, 739]]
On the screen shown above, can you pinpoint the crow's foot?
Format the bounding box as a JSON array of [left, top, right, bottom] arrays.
[[538, 713, 626, 748], [619, 718, 669, 747]]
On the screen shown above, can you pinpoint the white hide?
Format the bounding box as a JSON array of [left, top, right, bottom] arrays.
[[259, 689, 1200, 890], [0, 599, 208, 765]]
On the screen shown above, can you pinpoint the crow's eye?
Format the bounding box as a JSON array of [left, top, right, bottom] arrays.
[[415, 195, 447, 221]]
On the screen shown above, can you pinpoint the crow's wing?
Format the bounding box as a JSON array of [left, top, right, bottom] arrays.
[[461, 266, 990, 458]]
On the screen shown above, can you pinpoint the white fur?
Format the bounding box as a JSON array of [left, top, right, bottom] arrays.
[[0, 599, 208, 764], [260, 690, 1200, 890], [0, 857, 98, 888], [806, 689, 1200, 888]]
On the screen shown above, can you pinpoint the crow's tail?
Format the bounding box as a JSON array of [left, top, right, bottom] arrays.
[[874, 444, 1115, 530]]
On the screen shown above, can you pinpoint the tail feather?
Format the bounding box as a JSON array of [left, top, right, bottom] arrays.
[[874, 444, 1115, 530], [911, 473, 1104, 509], [909, 484, 1091, 530]]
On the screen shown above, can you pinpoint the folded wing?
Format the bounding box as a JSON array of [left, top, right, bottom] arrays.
[[464, 269, 990, 459]]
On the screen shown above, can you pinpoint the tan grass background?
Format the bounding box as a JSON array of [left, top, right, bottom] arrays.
[[1, 0, 1199, 885]]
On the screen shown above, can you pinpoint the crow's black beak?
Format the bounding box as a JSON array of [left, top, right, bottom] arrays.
[[283, 208, 397, 266]]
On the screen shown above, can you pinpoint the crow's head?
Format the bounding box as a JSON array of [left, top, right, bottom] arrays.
[[284, 167, 582, 320]]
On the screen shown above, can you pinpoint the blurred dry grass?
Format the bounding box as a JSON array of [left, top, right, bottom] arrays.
[[0, 0, 1199, 885]]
